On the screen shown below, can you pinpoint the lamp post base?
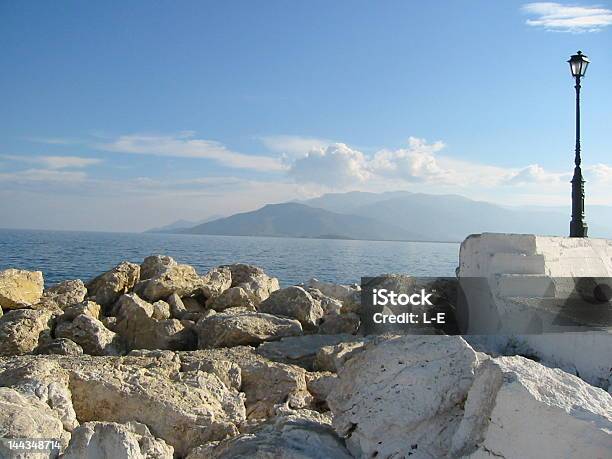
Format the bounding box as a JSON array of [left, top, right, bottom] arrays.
[[570, 220, 588, 238]]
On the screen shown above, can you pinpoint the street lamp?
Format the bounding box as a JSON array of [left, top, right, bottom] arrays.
[[568, 51, 589, 238]]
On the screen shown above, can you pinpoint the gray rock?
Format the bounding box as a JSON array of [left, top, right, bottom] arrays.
[[222, 264, 280, 305], [39, 279, 87, 310], [55, 314, 122, 356], [318, 312, 360, 335], [0, 309, 53, 355], [152, 300, 171, 320], [61, 300, 101, 321], [208, 286, 255, 311], [258, 286, 324, 329], [201, 267, 232, 299], [140, 255, 177, 280], [135, 263, 204, 302], [87, 262, 140, 309], [37, 338, 84, 356], [197, 311, 302, 348]]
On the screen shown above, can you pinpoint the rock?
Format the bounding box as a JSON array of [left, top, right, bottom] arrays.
[[38, 279, 87, 310], [0, 268, 44, 309], [318, 312, 360, 335], [313, 340, 368, 372], [197, 311, 302, 348], [167, 293, 187, 318], [37, 338, 84, 356], [208, 286, 255, 311], [307, 278, 360, 312], [308, 288, 343, 315], [180, 357, 242, 391], [114, 294, 189, 350], [140, 255, 177, 280], [257, 334, 358, 370], [223, 263, 280, 305], [182, 296, 206, 313], [55, 314, 122, 356], [239, 359, 313, 419], [87, 262, 140, 309], [258, 286, 324, 329], [69, 365, 246, 456], [0, 387, 68, 457], [451, 355, 612, 459], [328, 335, 479, 459], [62, 421, 174, 459], [62, 300, 101, 321], [306, 371, 337, 410], [201, 267, 232, 299], [187, 409, 352, 459], [0, 359, 78, 432], [0, 309, 52, 355], [135, 263, 205, 302], [152, 300, 171, 320]]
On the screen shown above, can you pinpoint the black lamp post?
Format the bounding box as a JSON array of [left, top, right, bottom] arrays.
[[568, 50, 589, 238]]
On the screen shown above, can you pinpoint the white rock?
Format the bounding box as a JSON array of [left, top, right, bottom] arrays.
[[258, 286, 325, 329]]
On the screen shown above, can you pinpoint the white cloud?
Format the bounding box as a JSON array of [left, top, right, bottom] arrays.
[[0, 168, 87, 183], [99, 132, 285, 172], [259, 135, 333, 158], [588, 163, 612, 182], [505, 164, 568, 185], [522, 2, 612, 32], [0, 155, 101, 169]]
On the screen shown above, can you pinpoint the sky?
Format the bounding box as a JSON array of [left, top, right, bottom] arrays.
[[1, 0, 611, 232]]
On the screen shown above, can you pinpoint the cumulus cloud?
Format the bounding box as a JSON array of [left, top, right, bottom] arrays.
[[99, 132, 285, 172], [588, 163, 612, 182], [522, 2, 612, 32], [505, 164, 568, 185], [0, 155, 101, 169], [258, 135, 333, 158]]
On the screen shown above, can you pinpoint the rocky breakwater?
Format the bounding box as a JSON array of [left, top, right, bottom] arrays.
[[0, 256, 609, 458]]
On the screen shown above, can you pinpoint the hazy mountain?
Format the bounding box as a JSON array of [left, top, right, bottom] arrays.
[[146, 215, 223, 233], [180, 202, 423, 240]]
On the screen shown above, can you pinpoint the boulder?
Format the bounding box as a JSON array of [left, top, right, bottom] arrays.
[[307, 278, 360, 312], [208, 286, 255, 311], [140, 255, 177, 280], [306, 371, 337, 410], [187, 410, 352, 459], [0, 268, 44, 309], [135, 263, 204, 302], [197, 311, 302, 348], [0, 359, 78, 432], [0, 387, 68, 458], [87, 262, 140, 309], [69, 365, 246, 456], [0, 309, 52, 355], [201, 267, 232, 299], [55, 314, 122, 356], [223, 263, 280, 305], [167, 293, 188, 318], [328, 335, 479, 459], [61, 300, 101, 321], [38, 279, 87, 310], [239, 359, 313, 419], [451, 355, 612, 459], [318, 312, 360, 335], [151, 300, 171, 320], [37, 338, 84, 356], [180, 357, 242, 391], [308, 288, 343, 315], [114, 294, 191, 350], [313, 340, 368, 372], [257, 334, 358, 370], [62, 421, 174, 459], [258, 286, 324, 328]]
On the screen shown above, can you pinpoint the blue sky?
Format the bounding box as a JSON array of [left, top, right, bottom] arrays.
[[1, 1, 611, 231]]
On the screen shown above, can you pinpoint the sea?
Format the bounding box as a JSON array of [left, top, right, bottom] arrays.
[[0, 229, 460, 287]]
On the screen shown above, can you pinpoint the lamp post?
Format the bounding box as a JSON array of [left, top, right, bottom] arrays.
[[568, 50, 589, 238]]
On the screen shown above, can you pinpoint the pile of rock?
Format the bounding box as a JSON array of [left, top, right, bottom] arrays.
[[0, 257, 609, 458]]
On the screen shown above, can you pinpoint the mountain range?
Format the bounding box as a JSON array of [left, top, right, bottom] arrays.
[[147, 191, 612, 242]]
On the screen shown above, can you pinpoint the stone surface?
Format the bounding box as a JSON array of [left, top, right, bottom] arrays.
[[257, 334, 358, 370], [201, 267, 232, 299], [140, 255, 177, 280], [313, 340, 368, 372], [318, 312, 360, 335], [0, 268, 44, 309], [167, 293, 187, 318], [197, 311, 302, 348], [39, 279, 87, 310], [223, 263, 280, 305], [0, 387, 68, 457], [306, 371, 337, 410], [61, 300, 101, 321], [69, 363, 246, 456], [308, 288, 343, 315], [328, 335, 479, 458], [180, 357, 242, 391], [151, 300, 171, 320], [187, 410, 352, 459], [56, 314, 122, 356], [0, 309, 52, 355], [37, 338, 84, 356], [208, 286, 255, 311], [62, 421, 174, 459], [135, 263, 204, 302], [307, 278, 360, 312], [87, 262, 140, 309], [258, 286, 324, 329], [451, 355, 612, 459]]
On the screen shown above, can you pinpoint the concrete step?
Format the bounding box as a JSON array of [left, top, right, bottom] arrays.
[[488, 253, 546, 275]]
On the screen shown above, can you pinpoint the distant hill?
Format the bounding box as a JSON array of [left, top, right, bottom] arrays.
[[146, 216, 223, 233], [179, 202, 424, 241], [149, 191, 612, 242]]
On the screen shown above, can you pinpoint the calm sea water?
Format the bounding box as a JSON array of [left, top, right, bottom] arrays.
[[0, 229, 459, 287]]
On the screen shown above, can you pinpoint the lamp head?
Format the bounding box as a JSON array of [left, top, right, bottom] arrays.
[[568, 51, 589, 78]]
